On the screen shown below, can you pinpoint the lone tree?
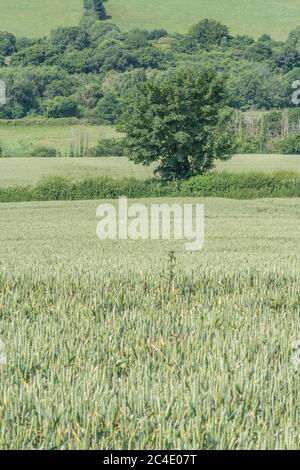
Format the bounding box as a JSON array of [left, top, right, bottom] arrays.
[[84, 0, 107, 20], [93, 0, 107, 20], [120, 68, 235, 180]]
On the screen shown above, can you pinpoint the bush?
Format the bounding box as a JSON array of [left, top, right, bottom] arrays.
[[181, 171, 300, 198], [92, 93, 121, 124], [46, 96, 79, 118], [0, 117, 83, 126], [273, 133, 300, 154], [0, 31, 16, 56], [147, 29, 168, 41], [29, 146, 58, 158], [88, 138, 125, 157], [235, 135, 267, 153]]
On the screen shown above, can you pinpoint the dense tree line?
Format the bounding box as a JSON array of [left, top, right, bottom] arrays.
[[0, 12, 300, 121]]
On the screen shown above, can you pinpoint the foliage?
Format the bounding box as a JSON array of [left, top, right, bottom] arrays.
[[189, 19, 229, 48], [1, 9, 300, 122], [0, 31, 16, 56], [45, 96, 79, 118], [88, 138, 125, 157], [273, 133, 300, 154], [29, 146, 58, 158], [50, 27, 91, 51], [121, 67, 235, 180], [276, 45, 300, 72], [0, 171, 300, 202], [181, 171, 300, 198]]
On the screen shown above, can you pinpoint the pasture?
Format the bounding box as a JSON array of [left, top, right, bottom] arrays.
[[0, 1, 299, 40], [108, 0, 300, 40], [0, 197, 299, 449], [0, 0, 83, 38], [0, 123, 118, 159]]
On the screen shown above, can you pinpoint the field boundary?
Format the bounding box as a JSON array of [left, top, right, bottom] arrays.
[[0, 172, 299, 203]]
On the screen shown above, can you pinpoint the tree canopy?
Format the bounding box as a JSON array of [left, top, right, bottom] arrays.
[[121, 68, 235, 180]]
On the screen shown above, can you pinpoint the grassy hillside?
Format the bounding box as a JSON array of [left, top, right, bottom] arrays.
[[0, 1, 299, 40], [108, 0, 300, 40], [0, 155, 299, 188], [0, 0, 83, 38]]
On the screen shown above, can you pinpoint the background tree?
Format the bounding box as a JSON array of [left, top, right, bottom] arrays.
[[276, 45, 300, 72], [189, 19, 229, 48], [245, 42, 273, 62], [92, 0, 107, 20], [287, 26, 300, 51], [50, 27, 90, 51], [120, 68, 235, 180], [0, 31, 17, 56]]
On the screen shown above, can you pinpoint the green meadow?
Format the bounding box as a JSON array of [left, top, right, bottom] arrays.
[[0, 1, 299, 40], [107, 0, 300, 40], [0, 0, 83, 38], [0, 123, 118, 159]]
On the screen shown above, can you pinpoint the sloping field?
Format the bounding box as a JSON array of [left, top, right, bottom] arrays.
[[108, 0, 300, 40], [0, 0, 83, 38], [0, 1, 299, 40]]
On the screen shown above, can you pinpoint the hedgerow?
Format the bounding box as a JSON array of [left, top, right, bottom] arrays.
[[0, 172, 299, 202]]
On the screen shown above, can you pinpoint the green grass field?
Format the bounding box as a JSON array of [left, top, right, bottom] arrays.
[[0, 123, 118, 158], [0, 0, 83, 38], [0, 197, 299, 449], [0, 154, 299, 188], [0, 1, 299, 40], [108, 0, 300, 40]]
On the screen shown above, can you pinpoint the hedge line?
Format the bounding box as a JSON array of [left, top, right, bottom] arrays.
[[0, 172, 299, 203], [0, 117, 90, 127]]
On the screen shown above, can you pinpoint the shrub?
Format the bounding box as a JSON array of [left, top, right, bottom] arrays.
[[235, 135, 267, 154], [0, 31, 16, 56], [29, 146, 58, 158], [46, 96, 79, 118], [88, 138, 125, 157], [0, 172, 299, 203], [181, 171, 300, 198], [147, 30, 168, 41], [273, 133, 300, 154], [92, 93, 121, 124]]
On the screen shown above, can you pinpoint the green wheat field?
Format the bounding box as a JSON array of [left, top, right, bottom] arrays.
[[0, 198, 299, 449], [0, 0, 300, 451]]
